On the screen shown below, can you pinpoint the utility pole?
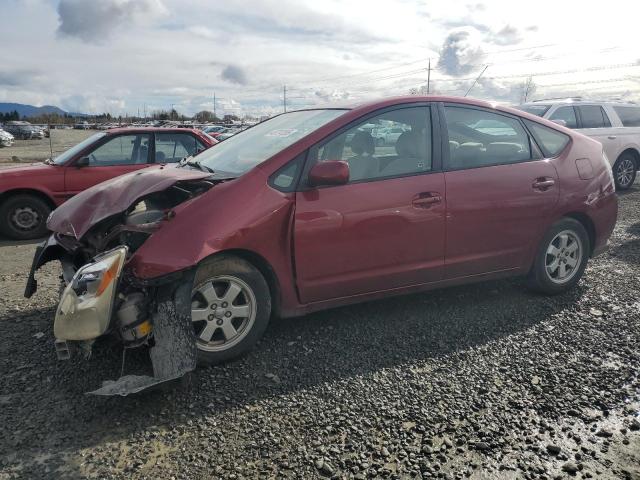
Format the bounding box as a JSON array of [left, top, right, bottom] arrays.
[[283, 85, 287, 113], [213, 91, 217, 120], [427, 58, 431, 94], [465, 65, 488, 97], [523, 76, 534, 103]]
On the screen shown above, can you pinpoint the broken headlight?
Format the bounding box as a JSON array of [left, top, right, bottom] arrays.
[[55, 247, 128, 341]]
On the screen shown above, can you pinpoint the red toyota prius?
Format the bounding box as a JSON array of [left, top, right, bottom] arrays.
[[26, 96, 618, 395], [0, 127, 216, 240]]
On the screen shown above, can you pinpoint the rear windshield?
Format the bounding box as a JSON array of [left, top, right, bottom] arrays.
[[524, 120, 570, 157], [515, 104, 551, 117]]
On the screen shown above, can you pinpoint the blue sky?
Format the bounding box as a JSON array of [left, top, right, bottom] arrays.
[[1, 0, 639, 117]]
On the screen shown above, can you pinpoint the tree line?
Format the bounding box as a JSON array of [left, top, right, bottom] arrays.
[[2, 109, 247, 125]]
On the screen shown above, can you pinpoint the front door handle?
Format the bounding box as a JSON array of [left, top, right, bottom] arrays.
[[412, 192, 442, 208], [607, 135, 617, 140], [532, 178, 555, 191]]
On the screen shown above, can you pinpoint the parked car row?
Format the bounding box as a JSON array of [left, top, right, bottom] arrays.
[[516, 98, 640, 190], [1, 121, 46, 140], [0, 128, 15, 147], [20, 95, 619, 395]]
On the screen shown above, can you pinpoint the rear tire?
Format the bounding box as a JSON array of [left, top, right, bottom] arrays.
[[613, 153, 637, 190], [527, 218, 590, 295], [190, 255, 271, 365], [0, 194, 51, 240]]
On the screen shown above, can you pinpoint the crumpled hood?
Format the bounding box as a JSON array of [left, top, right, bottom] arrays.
[[47, 165, 212, 239]]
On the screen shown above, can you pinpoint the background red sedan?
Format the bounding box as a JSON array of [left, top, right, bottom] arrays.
[[0, 127, 216, 239]]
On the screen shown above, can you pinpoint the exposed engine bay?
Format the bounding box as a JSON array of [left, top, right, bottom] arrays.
[[25, 176, 219, 396]]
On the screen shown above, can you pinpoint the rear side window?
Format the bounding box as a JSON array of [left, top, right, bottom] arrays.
[[613, 106, 640, 127], [155, 133, 202, 163], [444, 106, 532, 170], [549, 106, 578, 129], [577, 105, 611, 128], [524, 120, 570, 157]]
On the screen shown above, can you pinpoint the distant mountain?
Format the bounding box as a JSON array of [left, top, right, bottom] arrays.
[[0, 103, 68, 117]]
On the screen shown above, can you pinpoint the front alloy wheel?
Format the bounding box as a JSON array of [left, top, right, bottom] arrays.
[[190, 255, 271, 365], [191, 276, 257, 352]]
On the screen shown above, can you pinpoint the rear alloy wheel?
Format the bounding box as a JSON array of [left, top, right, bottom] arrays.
[[528, 218, 590, 295], [0, 194, 51, 240], [613, 154, 637, 190], [191, 255, 271, 365]]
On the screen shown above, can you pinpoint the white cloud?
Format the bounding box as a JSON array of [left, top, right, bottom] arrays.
[[57, 0, 167, 43], [0, 0, 639, 115]]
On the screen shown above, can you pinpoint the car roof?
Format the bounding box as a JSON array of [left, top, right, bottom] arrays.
[[105, 127, 201, 135], [520, 98, 638, 107]]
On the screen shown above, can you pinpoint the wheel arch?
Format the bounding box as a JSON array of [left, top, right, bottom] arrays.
[[200, 248, 283, 317], [0, 188, 57, 210], [563, 211, 596, 256]]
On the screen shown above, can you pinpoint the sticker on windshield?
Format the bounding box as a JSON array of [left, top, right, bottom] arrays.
[[266, 129, 298, 137]]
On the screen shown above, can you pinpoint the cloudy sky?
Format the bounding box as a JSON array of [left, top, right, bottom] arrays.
[[1, 0, 639, 117]]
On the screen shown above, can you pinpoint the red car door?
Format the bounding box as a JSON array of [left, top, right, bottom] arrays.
[[293, 105, 446, 304], [64, 133, 152, 196], [442, 105, 559, 279]]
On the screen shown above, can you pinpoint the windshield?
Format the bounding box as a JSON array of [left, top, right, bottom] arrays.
[[195, 109, 347, 175], [53, 132, 106, 165], [515, 104, 551, 117]]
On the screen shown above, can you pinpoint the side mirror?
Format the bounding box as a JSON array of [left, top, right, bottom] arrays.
[[308, 160, 349, 187], [551, 119, 567, 127], [76, 156, 90, 168]]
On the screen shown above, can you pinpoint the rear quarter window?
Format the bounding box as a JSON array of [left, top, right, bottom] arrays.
[[613, 106, 640, 127], [524, 120, 570, 158]]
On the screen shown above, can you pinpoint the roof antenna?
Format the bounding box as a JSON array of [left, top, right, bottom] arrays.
[[464, 65, 488, 97]]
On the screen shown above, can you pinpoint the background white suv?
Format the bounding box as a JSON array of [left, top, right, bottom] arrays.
[[517, 99, 640, 190]]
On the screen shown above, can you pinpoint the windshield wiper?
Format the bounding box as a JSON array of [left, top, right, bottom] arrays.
[[178, 157, 215, 174]]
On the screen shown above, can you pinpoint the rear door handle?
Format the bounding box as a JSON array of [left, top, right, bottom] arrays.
[[532, 178, 555, 191], [412, 192, 442, 208], [607, 135, 617, 140]]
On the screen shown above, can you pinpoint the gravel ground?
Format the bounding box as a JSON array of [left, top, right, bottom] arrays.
[[0, 183, 638, 480], [0, 129, 95, 163]]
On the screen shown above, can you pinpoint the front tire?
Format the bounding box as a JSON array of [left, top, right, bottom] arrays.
[[528, 218, 590, 295], [0, 194, 51, 240], [190, 255, 271, 365], [613, 154, 637, 190]]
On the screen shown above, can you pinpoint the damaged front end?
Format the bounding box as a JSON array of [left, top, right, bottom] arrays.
[[25, 171, 218, 395]]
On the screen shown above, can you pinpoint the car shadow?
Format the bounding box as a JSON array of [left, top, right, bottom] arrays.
[[0, 276, 588, 477]]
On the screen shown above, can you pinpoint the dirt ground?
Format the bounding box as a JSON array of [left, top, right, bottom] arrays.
[[0, 179, 638, 479], [0, 129, 95, 163]]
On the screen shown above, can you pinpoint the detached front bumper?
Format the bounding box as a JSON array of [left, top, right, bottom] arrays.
[[25, 234, 198, 396]]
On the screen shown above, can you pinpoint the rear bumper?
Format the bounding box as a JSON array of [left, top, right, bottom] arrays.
[[589, 190, 618, 257]]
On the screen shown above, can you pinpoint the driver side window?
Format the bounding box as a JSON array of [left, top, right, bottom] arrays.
[[88, 134, 151, 166], [313, 106, 432, 182]]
